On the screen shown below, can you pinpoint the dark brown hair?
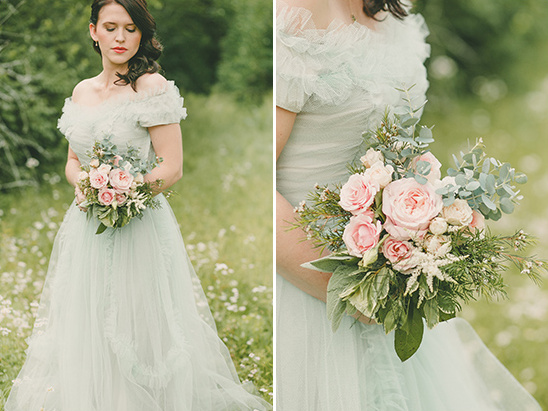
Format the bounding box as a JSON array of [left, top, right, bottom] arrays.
[[362, 0, 408, 20], [90, 0, 162, 90]]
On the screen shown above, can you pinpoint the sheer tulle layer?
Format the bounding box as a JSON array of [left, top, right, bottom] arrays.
[[276, 278, 541, 411], [6, 196, 270, 411]]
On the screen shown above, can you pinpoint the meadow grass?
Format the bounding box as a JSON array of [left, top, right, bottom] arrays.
[[422, 75, 548, 409], [0, 92, 273, 407]]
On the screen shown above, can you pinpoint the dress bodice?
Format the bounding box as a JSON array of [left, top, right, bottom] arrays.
[[276, 1, 430, 206], [57, 81, 187, 166]]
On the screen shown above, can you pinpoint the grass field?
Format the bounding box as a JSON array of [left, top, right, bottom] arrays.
[[422, 74, 548, 409], [0, 93, 273, 407]]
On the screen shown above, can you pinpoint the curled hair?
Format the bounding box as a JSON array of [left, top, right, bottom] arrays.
[[362, 0, 408, 20], [90, 0, 162, 90]]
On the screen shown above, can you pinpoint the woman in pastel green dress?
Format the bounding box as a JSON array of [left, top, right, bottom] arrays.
[[276, 0, 542, 409], [5, 1, 270, 410]]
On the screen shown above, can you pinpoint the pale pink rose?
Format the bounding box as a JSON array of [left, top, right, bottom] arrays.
[[469, 209, 485, 231], [78, 171, 89, 181], [98, 187, 116, 206], [382, 178, 443, 241], [360, 148, 384, 168], [364, 162, 394, 189], [413, 152, 442, 183], [113, 155, 123, 166], [89, 159, 100, 168], [97, 163, 112, 175], [89, 168, 108, 189], [134, 173, 144, 184], [109, 168, 134, 193], [442, 199, 473, 226], [382, 236, 414, 264], [342, 214, 382, 257], [393, 250, 419, 273], [115, 193, 127, 206], [339, 174, 379, 215]]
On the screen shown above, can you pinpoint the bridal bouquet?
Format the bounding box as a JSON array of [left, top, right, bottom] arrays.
[[75, 136, 164, 234], [294, 99, 545, 361]]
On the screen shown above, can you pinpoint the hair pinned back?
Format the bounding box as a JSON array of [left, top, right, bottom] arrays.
[[362, 0, 408, 20], [90, 0, 163, 90]]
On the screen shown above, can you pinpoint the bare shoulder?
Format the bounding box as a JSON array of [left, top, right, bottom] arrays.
[[281, 0, 331, 27], [135, 73, 168, 93], [71, 78, 97, 104]]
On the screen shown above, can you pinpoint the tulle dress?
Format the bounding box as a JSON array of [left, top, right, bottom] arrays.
[[276, 2, 541, 410], [5, 81, 270, 411]]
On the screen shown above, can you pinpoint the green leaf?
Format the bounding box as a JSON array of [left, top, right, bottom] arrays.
[[374, 267, 392, 301], [482, 159, 490, 174], [394, 306, 424, 362], [96, 223, 108, 235], [401, 116, 419, 127], [423, 298, 439, 329], [514, 173, 528, 184], [481, 193, 497, 210], [302, 255, 356, 273], [455, 174, 467, 186], [466, 181, 481, 191], [485, 175, 496, 194], [418, 126, 433, 142], [414, 174, 428, 185], [500, 197, 515, 214], [499, 163, 511, 180]]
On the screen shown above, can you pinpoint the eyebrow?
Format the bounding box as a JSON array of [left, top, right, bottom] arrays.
[[102, 22, 136, 26]]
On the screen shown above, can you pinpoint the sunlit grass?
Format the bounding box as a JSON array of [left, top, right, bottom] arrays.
[[423, 72, 548, 409], [0, 92, 273, 407]]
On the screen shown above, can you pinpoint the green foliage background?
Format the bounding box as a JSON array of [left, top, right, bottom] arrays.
[[0, 0, 272, 189]]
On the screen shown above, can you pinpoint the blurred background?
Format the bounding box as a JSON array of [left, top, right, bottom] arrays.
[[415, 0, 548, 408], [0, 0, 273, 407]]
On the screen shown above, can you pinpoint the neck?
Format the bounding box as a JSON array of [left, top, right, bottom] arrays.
[[98, 58, 130, 90]]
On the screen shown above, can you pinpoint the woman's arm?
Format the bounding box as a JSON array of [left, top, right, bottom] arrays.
[[144, 122, 183, 192], [276, 106, 374, 323], [65, 146, 82, 188]]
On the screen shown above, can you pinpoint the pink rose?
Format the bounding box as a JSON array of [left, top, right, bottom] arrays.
[[382, 236, 414, 264], [342, 214, 382, 257], [109, 168, 134, 193], [413, 152, 442, 183], [382, 178, 443, 240], [116, 193, 127, 206], [469, 210, 485, 231], [98, 187, 116, 206], [97, 163, 112, 175], [89, 168, 108, 189], [364, 162, 394, 189], [339, 174, 379, 215]]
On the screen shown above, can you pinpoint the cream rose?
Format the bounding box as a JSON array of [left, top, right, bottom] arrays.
[[413, 152, 442, 183], [442, 199, 473, 226], [381, 236, 414, 264], [360, 148, 384, 168], [89, 159, 100, 168], [89, 168, 108, 189], [382, 178, 443, 240], [134, 173, 144, 184], [429, 217, 448, 235], [342, 214, 382, 257], [364, 162, 394, 189], [98, 187, 116, 206], [339, 174, 379, 215], [78, 171, 89, 181], [109, 168, 134, 193]]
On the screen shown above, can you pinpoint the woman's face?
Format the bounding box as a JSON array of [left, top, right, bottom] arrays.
[[90, 3, 142, 69]]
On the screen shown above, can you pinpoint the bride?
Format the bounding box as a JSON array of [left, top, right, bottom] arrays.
[[5, 0, 270, 410], [276, 0, 541, 409]]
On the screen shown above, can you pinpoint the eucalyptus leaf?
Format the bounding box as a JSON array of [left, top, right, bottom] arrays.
[[514, 173, 528, 184], [401, 116, 420, 128], [500, 197, 515, 214], [414, 174, 428, 185], [466, 181, 481, 191], [481, 193, 497, 210], [482, 159, 490, 174]]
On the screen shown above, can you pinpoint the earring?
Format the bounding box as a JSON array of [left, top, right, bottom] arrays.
[[95, 41, 98, 47]]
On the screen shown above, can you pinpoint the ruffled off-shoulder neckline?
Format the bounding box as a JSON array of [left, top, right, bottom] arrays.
[[63, 80, 180, 111]]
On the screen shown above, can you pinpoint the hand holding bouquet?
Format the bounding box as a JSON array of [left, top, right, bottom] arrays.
[[294, 96, 546, 361], [75, 136, 165, 234]]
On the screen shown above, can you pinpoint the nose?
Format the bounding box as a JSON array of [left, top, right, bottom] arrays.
[[115, 28, 125, 42]]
